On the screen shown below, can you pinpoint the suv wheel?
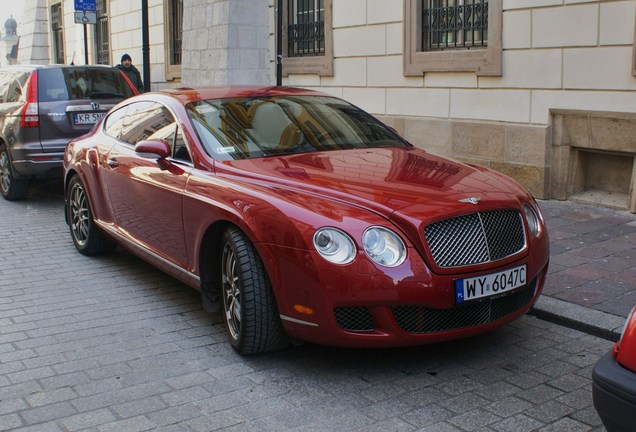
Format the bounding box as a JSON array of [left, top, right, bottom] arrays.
[[0, 143, 29, 201]]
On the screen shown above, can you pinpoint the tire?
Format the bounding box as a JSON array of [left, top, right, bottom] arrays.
[[220, 227, 288, 355], [0, 143, 29, 201], [66, 175, 115, 255]]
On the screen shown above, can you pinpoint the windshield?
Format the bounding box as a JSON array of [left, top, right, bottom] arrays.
[[186, 95, 409, 160], [38, 67, 136, 102]]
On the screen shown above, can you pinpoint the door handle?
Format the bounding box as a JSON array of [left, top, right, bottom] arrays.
[[107, 158, 119, 168]]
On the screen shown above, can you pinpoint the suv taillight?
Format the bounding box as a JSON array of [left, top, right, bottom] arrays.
[[20, 71, 39, 128]]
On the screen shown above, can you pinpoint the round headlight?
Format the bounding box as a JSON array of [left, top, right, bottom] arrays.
[[362, 226, 406, 267], [522, 204, 542, 238], [313, 228, 356, 265]]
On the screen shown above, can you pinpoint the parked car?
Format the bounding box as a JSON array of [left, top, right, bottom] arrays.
[[63, 86, 550, 355], [0, 64, 137, 200], [593, 306, 636, 432]]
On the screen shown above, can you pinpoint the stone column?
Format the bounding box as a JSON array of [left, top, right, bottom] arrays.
[[17, 0, 50, 64], [181, 0, 270, 86]]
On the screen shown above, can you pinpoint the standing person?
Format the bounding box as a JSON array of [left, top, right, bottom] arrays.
[[116, 54, 144, 93]]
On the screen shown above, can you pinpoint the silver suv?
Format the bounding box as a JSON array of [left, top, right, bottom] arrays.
[[0, 65, 137, 200]]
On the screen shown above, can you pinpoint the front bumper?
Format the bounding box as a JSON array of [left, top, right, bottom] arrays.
[[592, 351, 636, 432], [264, 241, 549, 348]]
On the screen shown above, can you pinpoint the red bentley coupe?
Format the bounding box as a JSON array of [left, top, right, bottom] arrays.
[[63, 87, 550, 354]]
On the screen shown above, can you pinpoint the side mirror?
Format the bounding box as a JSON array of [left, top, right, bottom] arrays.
[[135, 139, 171, 159]]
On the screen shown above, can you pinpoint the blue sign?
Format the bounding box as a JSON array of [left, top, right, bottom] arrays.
[[74, 0, 96, 12]]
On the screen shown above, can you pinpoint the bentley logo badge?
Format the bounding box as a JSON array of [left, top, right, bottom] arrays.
[[459, 197, 481, 205]]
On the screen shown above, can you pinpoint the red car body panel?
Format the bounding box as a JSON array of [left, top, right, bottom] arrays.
[[64, 86, 550, 348], [616, 308, 636, 372]]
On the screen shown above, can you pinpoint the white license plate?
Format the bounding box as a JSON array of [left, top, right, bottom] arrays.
[[73, 112, 105, 125], [454, 265, 527, 303]]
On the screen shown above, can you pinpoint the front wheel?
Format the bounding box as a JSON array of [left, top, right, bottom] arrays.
[[66, 174, 115, 255], [221, 227, 288, 355], [0, 143, 29, 200]]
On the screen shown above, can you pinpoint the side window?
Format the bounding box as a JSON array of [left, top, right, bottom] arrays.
[[104, 106, 129, 140], [0, 73, 11, 103], [119, 101, 191, 162], [6, 76, 23, 103]]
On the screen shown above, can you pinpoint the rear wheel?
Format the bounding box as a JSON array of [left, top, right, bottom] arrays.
[[66, 174, 115, 255], [221, 227, 288, 355], [0, 143, 29, 201]]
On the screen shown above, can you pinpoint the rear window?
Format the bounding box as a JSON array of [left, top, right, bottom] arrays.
[[38, 67, 135, 102]]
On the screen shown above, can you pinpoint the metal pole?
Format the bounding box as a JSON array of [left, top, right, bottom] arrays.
[[141, 0, 151, 92], [276, 0, 282, 86], [83, 24, 89, 64]]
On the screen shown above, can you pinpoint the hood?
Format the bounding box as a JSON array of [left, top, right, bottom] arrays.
[[216, 147, 529, 222]]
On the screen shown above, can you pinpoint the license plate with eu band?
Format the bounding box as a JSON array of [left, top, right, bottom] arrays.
[[73, 113, 105, 125], [454, 265, 527, 303]]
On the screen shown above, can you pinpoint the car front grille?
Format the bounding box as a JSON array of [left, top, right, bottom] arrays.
[[424, 210, 526, 268], [334, 306, 374, 332], [391, 278, 537, 334]]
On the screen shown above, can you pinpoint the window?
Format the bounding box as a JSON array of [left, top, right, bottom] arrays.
[[51, 3, 65, 64], [118, 102, 190, 161], [95, 0, 110, 65], [404, 0, 502, 76], [282, 0, 333, 76], [164, 0, 183, 80]]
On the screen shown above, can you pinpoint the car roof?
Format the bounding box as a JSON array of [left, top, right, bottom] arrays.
[[154, 86, 334, 105]]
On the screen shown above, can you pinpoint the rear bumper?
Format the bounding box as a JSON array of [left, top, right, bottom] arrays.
[[11, 155, 65, 179], [592, 351, 636, 432]]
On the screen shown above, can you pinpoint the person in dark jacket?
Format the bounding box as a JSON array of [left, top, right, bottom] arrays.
[[116, 54, 144, 93]]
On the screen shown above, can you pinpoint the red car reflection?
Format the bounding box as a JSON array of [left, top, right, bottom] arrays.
[[63, 87, 550, 355]]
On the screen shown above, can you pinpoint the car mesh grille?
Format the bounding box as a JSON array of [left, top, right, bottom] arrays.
[[392, 278, 537, 334], [424, 210, 526, 268], [334, 307, 374, 332]]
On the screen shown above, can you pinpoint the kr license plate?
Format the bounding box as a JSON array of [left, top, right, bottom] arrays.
[[454, 265, 527, 303], [73, 112, 105, 125]]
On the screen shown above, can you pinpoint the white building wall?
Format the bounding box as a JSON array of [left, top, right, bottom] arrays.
[[273, 0, 636, 127]]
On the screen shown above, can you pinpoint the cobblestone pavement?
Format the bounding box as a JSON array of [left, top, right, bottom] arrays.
[[538, 199, 636, 318], [0, 181, 616, 431]]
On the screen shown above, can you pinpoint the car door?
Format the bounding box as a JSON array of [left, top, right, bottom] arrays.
[[103, 101, 192, 267]]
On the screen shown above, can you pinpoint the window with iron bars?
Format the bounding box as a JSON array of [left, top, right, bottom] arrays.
[[168, 0, 183, 65], [95, 0, 109, 65], [422, 0, 488, 51], [287, 0, 325, 57], [403, 0, 501, 76], [51, 3, 65, 64]]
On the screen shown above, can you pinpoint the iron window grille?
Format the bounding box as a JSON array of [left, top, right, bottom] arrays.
[[51, 3, 65, 64], [168, 0, 183, 65], [95, 0, 109, 65], [287, 0, 325, 57], [422, 0, 488, 51]]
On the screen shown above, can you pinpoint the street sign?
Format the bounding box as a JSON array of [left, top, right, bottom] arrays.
[[74, 0, 96, 12], [74, 11, 97, 25]]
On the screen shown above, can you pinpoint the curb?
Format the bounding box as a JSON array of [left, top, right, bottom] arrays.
[[530, 296, 625, 342]]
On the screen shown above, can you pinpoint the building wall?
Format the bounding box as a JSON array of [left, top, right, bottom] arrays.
[[271, 0, 636, 203]]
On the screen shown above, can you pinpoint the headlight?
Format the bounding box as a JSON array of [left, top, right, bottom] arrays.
[[362, 226, 406, 267], [522, 204, 542, 238], [313, 228, 356, 265]]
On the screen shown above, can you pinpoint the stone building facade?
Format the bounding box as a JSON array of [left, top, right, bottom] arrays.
[[15, 0, 636, 211]]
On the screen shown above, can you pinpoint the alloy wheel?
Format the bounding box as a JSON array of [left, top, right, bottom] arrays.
[[69, 182, 90, 246], [0, 150, 11, 195], [222, 243, 241, 341]]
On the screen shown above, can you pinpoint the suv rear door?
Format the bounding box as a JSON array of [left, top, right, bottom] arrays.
[[37, 66, 136, 153]]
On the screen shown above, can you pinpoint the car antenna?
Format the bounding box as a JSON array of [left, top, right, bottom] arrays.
[[70, 52, 75, 66]]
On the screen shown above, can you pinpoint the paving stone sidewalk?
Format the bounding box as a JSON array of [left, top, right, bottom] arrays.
[[531, 199, 636, 341]]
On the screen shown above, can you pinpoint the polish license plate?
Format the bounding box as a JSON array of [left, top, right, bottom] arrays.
[[73, 112, 105, 125], [454, 265, 527, 303]]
